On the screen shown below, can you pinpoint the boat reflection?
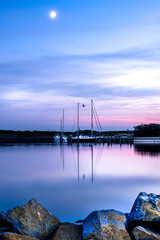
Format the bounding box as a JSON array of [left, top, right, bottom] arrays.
[[60, 143, 102, 183], [60, 144, 65, 171], [134, 144, 160, 157], [59, 143, 160, 184]]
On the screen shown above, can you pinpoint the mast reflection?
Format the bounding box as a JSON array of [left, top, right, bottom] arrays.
[[61, 143, 100, 183]]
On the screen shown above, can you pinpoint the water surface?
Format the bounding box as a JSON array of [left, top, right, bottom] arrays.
[[0, 143, 160, 222]]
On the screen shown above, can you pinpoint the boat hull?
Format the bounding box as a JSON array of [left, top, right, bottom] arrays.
[[70, 136, 105, 143]]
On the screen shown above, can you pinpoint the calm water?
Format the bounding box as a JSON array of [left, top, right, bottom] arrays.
[[0, 143, 160, 222]]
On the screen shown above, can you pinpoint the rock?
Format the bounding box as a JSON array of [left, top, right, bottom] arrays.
[[7, 199, 60, 240], [0, 232, 38, 240], [0, 213, 13, 233], [0, 213, 7, 227], [127, 192, 160, 233], [83, 209, 131, 240], [53, 222, 83, 240], [0, 213, 12, 229], [131, 226, 160, 240]]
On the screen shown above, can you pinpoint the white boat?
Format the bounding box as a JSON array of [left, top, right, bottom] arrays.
[[61, 135, 68, 143], [53, 135, 60, 143], [71, 135, 96, 143], [53, 135, 68, 143]]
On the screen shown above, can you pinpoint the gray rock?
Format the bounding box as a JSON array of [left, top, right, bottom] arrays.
[[0, 232, 38, 240], [131, 226, 160, 240], [127, 192, 160, 233], [83, 209, 131, 240], [0, 213, 13, 233], [7, 199, 60, 240], [53, 222, 83, 240]]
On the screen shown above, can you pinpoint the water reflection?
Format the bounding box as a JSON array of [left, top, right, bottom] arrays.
[[0, 143, 160, 222], [61, 144, 98, 183], [134, 144, 160, 157]]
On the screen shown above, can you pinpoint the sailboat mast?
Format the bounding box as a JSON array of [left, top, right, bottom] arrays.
[[62, 109, 64, 134], [91, 99, 93, 137], [60, 118, 62, 134], [60, 109, 64, 137], [77, 103, 80, 141]]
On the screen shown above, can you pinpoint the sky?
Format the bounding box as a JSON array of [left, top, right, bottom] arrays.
[[1, 0, 160, 131]]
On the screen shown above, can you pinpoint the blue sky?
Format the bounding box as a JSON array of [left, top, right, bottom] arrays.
[[1, 0, 160, 131]]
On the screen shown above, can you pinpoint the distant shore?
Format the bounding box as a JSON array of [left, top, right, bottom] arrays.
[[0, 130, 133, 143]]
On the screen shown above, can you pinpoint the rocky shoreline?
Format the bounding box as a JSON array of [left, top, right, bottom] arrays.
[[1, 192, 160, 240]]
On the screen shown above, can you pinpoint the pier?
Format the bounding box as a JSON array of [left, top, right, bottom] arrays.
[[67, 135, 133, 144]]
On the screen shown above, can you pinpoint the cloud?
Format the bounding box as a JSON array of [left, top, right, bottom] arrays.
[[1, 47, 160, 130]]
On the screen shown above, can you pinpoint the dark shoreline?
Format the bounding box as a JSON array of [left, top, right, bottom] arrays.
[[0, 130, 133, 143]]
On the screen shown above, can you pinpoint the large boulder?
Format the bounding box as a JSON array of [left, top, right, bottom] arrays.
[[7, 199, 60, 240], [131, 226, 160, 240], [0, 232, 38, 240], [83, 209, 131, 240], [53, 222, 83, 240], [127, 192, 160, 233]]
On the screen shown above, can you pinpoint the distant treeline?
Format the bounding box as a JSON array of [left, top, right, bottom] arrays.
[[134, 123, 160, 137], [1, 124, 160, 139], [0, 130, 58, 136], [0, 129, 133, 137]]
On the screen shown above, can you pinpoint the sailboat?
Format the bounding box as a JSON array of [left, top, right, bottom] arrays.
[[53, 109, 67, 143], [71, 100, 103, 143], [60, 109, 68, 143]]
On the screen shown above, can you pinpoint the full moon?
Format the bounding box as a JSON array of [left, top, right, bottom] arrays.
[[50, 11, 57, 19]]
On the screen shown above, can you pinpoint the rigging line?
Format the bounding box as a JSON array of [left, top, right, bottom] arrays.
[[71, 145, 78, 171], [93, 102, 101, 130], [93, 106, 101, 132], [93, 145, 102, 168], [93, 110, 100, 132], [93, 145, 104, 178], [96, 144, 102, 161], [93, 104, 100, 132], [94, 104, 102, 132], [93, 103, 102, 132]]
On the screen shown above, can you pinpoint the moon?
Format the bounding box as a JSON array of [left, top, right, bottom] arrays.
[[50, 11, 57, 19]]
